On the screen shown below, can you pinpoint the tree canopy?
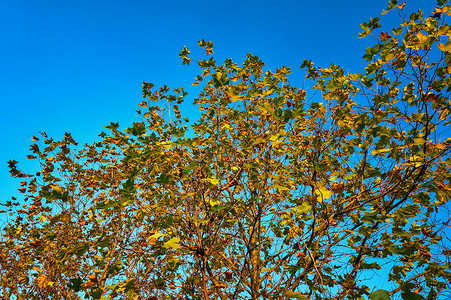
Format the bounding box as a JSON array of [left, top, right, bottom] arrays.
[[2, 1, 451, 300]]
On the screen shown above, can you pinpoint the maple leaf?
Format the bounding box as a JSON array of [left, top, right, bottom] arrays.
[[380, 32, 392, 40]]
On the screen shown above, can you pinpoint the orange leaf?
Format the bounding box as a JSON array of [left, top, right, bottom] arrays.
[[380, 32, 392, 40], [331, 182, 345, 194], [396, 2, 406, 9], [83, 281, 96, 288], [138, 101, 148, 108], [29, 240, 44, 248], [421, 250, 432, 258], [424, 93, 440, 103], [439, 107, 449, 120]]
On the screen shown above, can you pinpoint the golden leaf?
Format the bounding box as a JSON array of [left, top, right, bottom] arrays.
[[438, 42, 451, 52], [416, 32, 428, 44], [433, 5, 449, 15], [88, 274, 98, 283], [51, 185, 63, 193]]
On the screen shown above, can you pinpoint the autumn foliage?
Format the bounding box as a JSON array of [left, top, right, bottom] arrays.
[[2, 1, 451, 299]]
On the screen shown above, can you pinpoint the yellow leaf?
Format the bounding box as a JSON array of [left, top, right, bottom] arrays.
[[159, 142, 172, 149], [433, 5, 449, 14], [435, 143, 447, 150], [275, 184, 291, 191], [148, 232, 165, 244], [226, 87, 244, 102], [416, 32, 428, 44], [438, 42, 451, 52], [314, 185, 332, 201], [371, 148, 391, 155], [209, 198, 221, 206], [36, 275, 48, 288], [409, 155, 423, 168], [51, 185, 63, 193], [413, 138, 427, 145], [231, 94, 244, 102], [207, 178, 219, 185], [18, 276, 28, 284], [163, 237, 181, 249]]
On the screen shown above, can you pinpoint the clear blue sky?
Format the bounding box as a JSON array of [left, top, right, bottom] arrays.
[[0, 0, 443, 294], [0, 0, 436, 218]]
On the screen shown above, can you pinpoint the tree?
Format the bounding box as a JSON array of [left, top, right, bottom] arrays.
[[2, 1, 451, 299]]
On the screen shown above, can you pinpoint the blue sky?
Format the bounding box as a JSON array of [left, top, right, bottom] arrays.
[[0, 0, 437, 221], [0, 0, 446, 295]]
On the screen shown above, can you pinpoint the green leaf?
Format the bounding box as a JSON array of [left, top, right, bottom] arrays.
[[401, 291, 426, 300], [179, 46, 191, 65], [212, 71, 230, 87], [74, 242, 90, 256], [387, 245, 415, 256], [370, 290, 390, 300], [286, 291, 308, 299], [382, 0, 398, 15], [126, 122, 146, 136], [371, 148, 391, 155], [156, 173, 172, 184], [48, 213, 64, 226], [68, 278, 83, 292], [292, 203, 311, 213], [275, 184, 291, 191], [120, 179, 136, 197], [413, 138, 426, 145], [105, 122, 120, 130], [157, 141, 172, 149]]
